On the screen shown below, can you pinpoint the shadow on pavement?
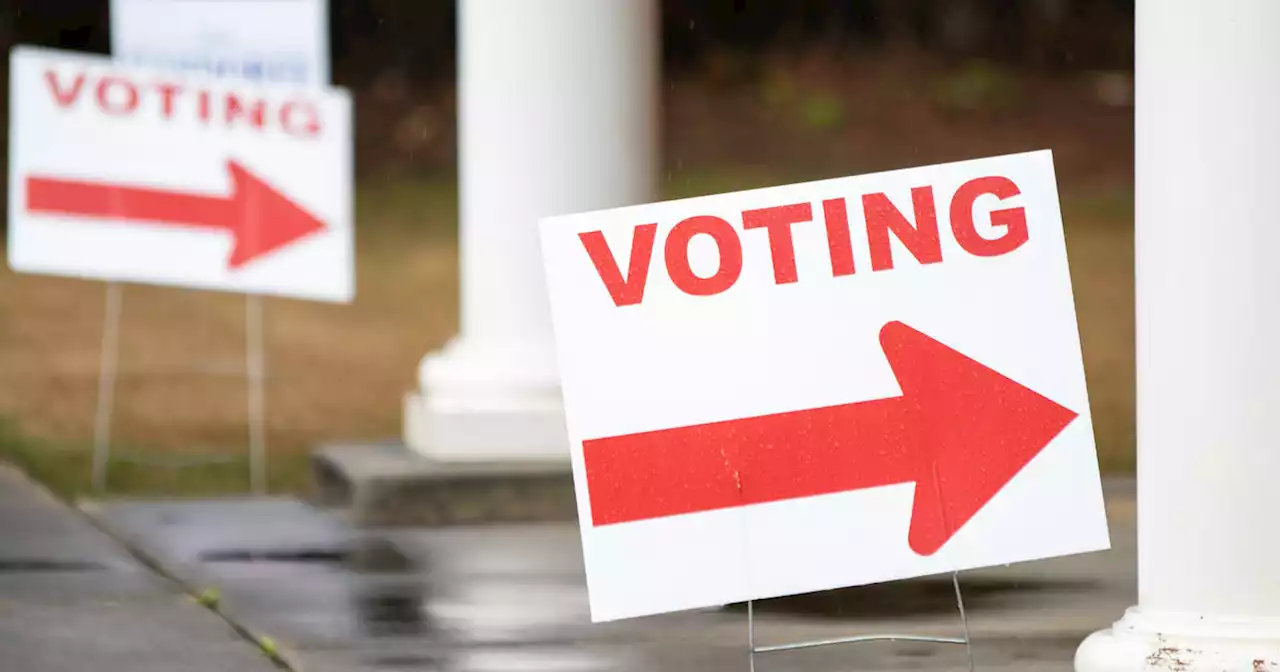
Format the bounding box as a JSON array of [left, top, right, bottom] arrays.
[[725, 575, 1101, 619]]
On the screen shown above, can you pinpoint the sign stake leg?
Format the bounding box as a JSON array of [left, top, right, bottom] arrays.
[[932, 461, 976, 672], [246, 295, 267, 494], [747, 599, 756, 672], [952, 570, 975, 672], [91, 282, 123, 493]]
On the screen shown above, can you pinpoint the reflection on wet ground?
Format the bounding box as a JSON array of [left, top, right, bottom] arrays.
[[85, 497, 1134, 671]]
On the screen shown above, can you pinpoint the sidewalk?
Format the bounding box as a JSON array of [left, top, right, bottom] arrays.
[[79, 478, 1137, 671], [0, 464, 278, 672]]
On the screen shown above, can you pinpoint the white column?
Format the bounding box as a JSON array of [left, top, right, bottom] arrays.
[[404, 0, 659, 462], [1075, 1, 1280, 669]]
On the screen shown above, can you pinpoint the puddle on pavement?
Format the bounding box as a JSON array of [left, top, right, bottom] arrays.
[[355, 573, 432, 637], [198, 532, 437, 638], [199, 548, 350, 564], [112, 500, 598, 644], [348, 536, 421, 573], [450, 647, 626, 672]]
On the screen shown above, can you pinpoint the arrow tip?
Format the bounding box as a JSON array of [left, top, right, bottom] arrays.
[[225, 160, 328, 268], [879, 321, 1079, 556]]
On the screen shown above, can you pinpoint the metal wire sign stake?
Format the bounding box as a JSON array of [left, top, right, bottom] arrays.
[[742, 463, 976, 672], [745, 570, 974, 672], [90, 282, 124, 492], [90, 282, 269, 494]]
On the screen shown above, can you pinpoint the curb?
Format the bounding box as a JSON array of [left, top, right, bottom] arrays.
[[77, 498, 302, 671]]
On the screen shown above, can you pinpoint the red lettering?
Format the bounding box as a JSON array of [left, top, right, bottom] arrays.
[[822, 198, 856, 277], [864, 187, 942, 271], [156, 83, 182, 119], [579, 177, 1029, 306], [743, 203, 811, 285], [580, 225, 657, 307], [198, 90, 211, 123], [95, 77, 138, 116], [280, 100, 321, 138], [664, 216, 743, 296], [45, 70, 86, 108], [950, 176, 1028, 257], [226, 92, 266, 129], [41, 74, 332, 139]]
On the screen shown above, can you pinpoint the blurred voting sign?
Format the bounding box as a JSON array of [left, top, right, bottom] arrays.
[[110, 0, 329, 85], [539, 150, 1110, 622], [7, 47, 354, 302]]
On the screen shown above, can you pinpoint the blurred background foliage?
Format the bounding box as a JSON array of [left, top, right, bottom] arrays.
[[0, 0, 1133, 180]]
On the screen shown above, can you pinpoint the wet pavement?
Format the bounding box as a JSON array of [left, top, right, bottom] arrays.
[[0, 464, 278, 672], [79, 479, 1138, 671]]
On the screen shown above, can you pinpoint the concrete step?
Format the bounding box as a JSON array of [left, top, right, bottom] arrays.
[[311, 441, 575, 526]]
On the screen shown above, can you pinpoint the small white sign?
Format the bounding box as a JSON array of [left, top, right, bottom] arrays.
[[110, 0, 329, 85], [7, 46, 353, 302], [540, 150, 1110, 622]]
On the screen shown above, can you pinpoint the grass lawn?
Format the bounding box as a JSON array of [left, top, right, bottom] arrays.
[[0, 170, 1134, 499]]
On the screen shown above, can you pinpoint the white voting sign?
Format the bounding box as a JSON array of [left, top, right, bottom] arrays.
[[540, 150, 1110, 622], [110, 0, 329, 85], [7, 46, 353, 303]]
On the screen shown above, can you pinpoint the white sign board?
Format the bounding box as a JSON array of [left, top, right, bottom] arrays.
[[540, 150, 1110, 622], [110, 0, 329, 85], [7, 47, 353, 302]]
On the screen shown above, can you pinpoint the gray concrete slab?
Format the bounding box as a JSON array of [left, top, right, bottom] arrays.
[[0, 464, 278, 672], [0, 601, 282, 672], [0, 569, 170, 605]]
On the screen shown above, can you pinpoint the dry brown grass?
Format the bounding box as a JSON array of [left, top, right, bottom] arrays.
[[0, 178, 460, 490]]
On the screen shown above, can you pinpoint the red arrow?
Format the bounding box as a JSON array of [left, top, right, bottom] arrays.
[[24, 160, 326, 268], [582, 321, 1079, 556]]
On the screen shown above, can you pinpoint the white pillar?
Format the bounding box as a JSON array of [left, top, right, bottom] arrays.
[[404, 0, 658, 462], [1075, 1, 1280, 669]]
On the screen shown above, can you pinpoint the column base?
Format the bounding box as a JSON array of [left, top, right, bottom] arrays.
[[403, 391, 568, 463], [403, 337, 569, 463], [1076, 607, 1280, 671]]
